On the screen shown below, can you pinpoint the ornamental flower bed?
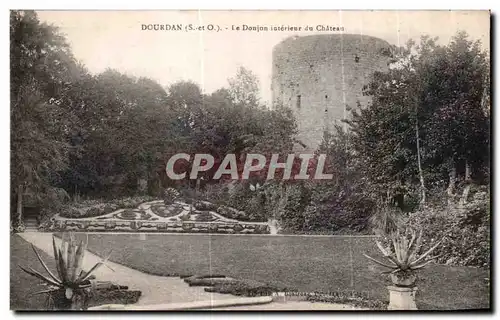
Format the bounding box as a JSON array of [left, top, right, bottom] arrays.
[[43, 198, 270, 234]]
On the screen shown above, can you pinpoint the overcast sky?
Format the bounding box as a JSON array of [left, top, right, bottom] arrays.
[[36, 10, 490, 105]]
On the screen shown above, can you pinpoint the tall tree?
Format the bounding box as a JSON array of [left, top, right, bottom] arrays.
[[228, 66, 261, 107], [10, 10, 79, 227], [348, 32, 490, 208]]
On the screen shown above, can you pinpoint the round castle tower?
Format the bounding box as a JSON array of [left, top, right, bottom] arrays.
[[271, 34, 392, 151]]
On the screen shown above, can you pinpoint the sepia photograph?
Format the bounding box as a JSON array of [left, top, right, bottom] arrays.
[[9, 10, 491, 311]]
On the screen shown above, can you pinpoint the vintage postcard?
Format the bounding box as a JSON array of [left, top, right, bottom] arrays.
[[10, 10, 491, 311]]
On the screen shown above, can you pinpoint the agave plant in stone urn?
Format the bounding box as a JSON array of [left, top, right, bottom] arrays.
[[19, 232, 114, 310], [364, 228, 442, 310]]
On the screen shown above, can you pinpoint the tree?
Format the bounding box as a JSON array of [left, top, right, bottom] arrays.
[[10, 10, 79, 227], [228, 66, 261, 107], [61, 70, 179, 196], [348, 32, 490, 209]]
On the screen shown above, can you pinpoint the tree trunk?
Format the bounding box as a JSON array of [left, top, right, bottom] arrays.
[[137, 177, 148, 194], [415, 122, 426, 206], [136, 164, 148, 194], [459, 160, 472, 207], [447, 157, 457, 205], [16, 184, 23, 228]]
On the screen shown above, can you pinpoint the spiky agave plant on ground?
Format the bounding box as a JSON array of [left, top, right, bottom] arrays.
[[19, 232, 113, 310], [364, 228, 442, 287]]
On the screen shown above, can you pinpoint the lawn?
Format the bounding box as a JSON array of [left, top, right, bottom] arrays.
[[10, 234, 56, 310], [83, 233, 490, 310]]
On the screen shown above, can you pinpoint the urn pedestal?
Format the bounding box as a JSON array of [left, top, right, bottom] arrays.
[[387, 286, 418, 310], [268, 219, 279, 235]]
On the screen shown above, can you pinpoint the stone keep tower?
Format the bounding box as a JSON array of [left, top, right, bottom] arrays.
[[271, 34, 392, 151]]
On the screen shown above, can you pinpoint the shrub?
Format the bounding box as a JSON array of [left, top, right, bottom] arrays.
[[59, 196, 156, 218], [193, 201, 218, 212], [227, 183, 253, 212], [60, 206, 83, 218], [307, 292, 387, 310], [369, 205, 407, 235], [244, 194, 267, 221], [299, 181, 375, 234], [275, 183, 310, 232], [110, 195, 156, 208], [12, 221, 25, 233], [163, 188, 181, 205], [406, 192, 490, 267], [86, 207, 101, 217], [201, 183, 230, 205], [102, 204, 118, 214], [150, 204, 184, 218], [216, 205, 246, 220], [195, 212, 216, 222]]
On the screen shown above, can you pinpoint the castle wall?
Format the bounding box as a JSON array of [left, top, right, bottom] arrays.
[[271, 34, 392, 151]]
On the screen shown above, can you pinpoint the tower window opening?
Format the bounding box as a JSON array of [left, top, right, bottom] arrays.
[[325, 95, 328, 99], [296, 95, 301, 109], [354, 54, 360, 63]]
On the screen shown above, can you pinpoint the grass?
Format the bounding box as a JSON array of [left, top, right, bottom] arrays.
[[83, 233, 490, 310], [10, 234, 56, 310]]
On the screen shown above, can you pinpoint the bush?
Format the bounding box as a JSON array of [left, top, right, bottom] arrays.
[[195, 212, 216, 222], [103, 204, 118, 214], [86, 207, 101, 217], [163, 188, 181, 205], [244, 194, 267, 221], [299, 181, 375, 234], [227, 183, 253, 212], [406, 192, 490, 267], [369, 205, 406, 235], [275, 183, 310, 232], [225, 183, 269, 222], [110, 196, 156, 209], [216, 205, 246, 220], [201, 183, 230, 205], [59, 196, 155, 218], [60, 206, 83, 218], [193, 201, 218, 212]]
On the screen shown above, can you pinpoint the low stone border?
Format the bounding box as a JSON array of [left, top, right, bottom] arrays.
[[40, 219, 270, 234], [88, 296, 273, 310]]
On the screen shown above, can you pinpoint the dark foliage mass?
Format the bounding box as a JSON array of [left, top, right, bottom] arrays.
[[10, 10, 296, 224]]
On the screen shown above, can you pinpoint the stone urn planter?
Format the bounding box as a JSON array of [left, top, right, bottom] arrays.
[[387, 271, 418, 310], [390, 271, 417, 287], [363, 229, 443, 311], [387, 286, 418, 310]]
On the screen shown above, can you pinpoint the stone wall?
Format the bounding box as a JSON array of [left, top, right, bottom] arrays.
[[271, 34, 391, 151]]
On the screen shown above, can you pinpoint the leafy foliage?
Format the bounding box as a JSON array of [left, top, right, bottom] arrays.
[[406, 191, 490, 267], [348, 32, 489, 206]]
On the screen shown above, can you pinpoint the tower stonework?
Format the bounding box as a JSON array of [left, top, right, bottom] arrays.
[[271, 34, 392, 151]]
